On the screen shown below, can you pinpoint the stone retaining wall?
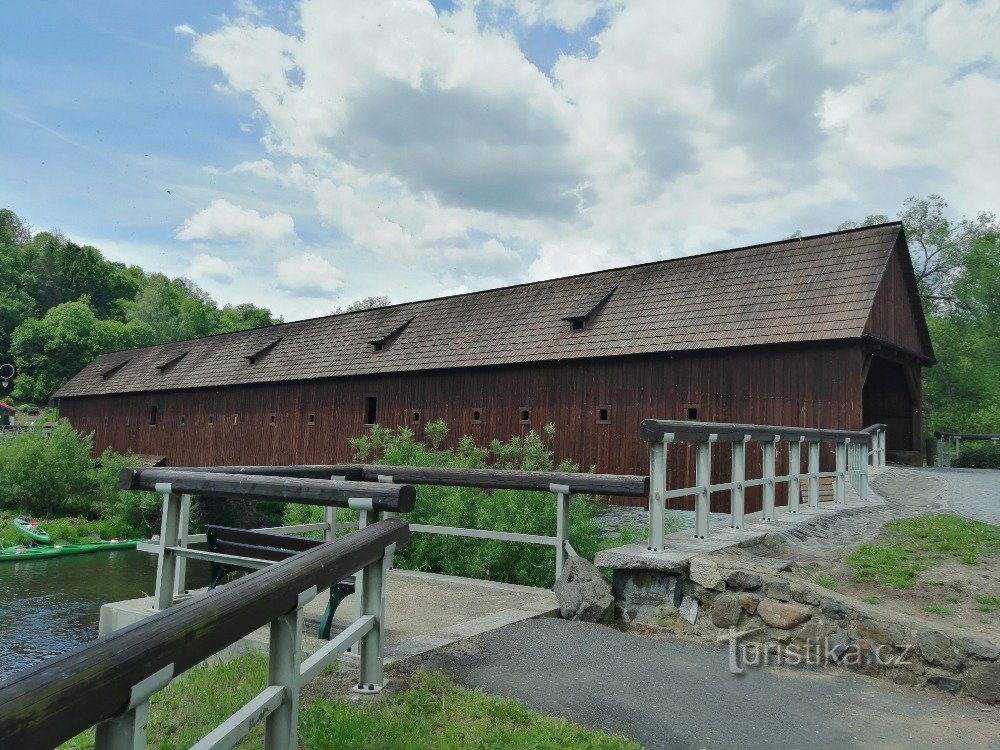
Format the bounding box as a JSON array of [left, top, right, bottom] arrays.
[[613, 556, 999, 705]]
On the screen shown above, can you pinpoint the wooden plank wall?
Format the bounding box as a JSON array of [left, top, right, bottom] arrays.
[[864, 243, 926, 355], [60, 343, 864, 512]]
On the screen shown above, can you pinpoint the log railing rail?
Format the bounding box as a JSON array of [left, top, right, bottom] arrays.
[[933, 430, 1000, 467], [160, 464, 648, 585], [0, 519, 409, 750], [641, 420, 887, 552]]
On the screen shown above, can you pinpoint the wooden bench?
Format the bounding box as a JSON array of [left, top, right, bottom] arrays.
[[205, 525, 355, 639]]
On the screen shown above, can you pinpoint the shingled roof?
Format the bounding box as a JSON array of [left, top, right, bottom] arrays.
[[55, 223, 927, 398]]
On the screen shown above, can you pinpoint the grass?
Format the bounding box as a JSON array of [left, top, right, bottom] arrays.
[[62, 655, 637, 750], [0, 512, 141, 548], [845, 513, 999, 589], [811, 575, 837, 589], [975, 595, 1000, 613], [923, 605, 952, 617], [861, 595, 880, 605]]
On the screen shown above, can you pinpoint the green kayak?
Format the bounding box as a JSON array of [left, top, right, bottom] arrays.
[[0, 539, 140, 562], [13, 518, 51, 544]]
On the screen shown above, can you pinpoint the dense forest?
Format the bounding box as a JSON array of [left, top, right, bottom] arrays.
[[0, 208, 280, 405], [2, 199, 997, 436]]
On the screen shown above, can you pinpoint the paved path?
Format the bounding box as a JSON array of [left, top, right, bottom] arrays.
[[414, 618, 999, 750], [913, 467, 1000, 525]]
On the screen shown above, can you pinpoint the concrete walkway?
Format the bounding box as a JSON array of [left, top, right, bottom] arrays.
[[413, 618, 999, 750], [913, 467, 1000, 525]]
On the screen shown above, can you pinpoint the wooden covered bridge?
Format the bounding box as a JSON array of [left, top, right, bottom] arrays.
[[54, 222, 933, 510]]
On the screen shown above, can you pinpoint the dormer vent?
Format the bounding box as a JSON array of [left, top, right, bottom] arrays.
[[563, 287, 616, 332], [368, 317, 413, 353], [155, 350, 190, 374], [100, 359, 131, 380], [243, 337, 283, 365]]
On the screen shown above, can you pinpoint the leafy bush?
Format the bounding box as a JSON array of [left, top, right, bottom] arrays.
[[0, 420, 159, 536], [952, 442, 1000, 469], [290, 422, 639, 588]]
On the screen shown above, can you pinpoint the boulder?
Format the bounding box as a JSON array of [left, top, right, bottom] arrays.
[[917, 630, 962, 672], [725, 571, 762, 590], [964, 662, 1000, 704], [763, 578, 792, 602], [554, 556, 614, 624], [953, 634, 1000, 661], [711, 594, 743, 628], [738, 594, 760, 615], [855, 619, 907, 646], [679, 595, 700, 624], [791, 585, 820, 606], [689, 557, 725, 591], [757, 600, 813, 629]]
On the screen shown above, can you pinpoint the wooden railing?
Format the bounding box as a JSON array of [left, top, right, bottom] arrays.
[[640, 420, 886, 551], [0, 519, 409, 750], [161, 464, 648, 583]]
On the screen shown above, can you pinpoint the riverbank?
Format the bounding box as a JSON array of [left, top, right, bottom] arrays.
[[0, 511, 142, 548], [59, 654, 637, 749]]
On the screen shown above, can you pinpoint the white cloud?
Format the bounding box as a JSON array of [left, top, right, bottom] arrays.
[[176, 199, 296, 244], [275, 252, 344, 296], [174, 23, 196, 36], [179, 0, 1000, 314], [188, 253, 238, 284]]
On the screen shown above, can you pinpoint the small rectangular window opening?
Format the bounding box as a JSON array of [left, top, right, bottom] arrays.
[[471, 408, 483, 424], [269, 414, 276, 426], [308, 413, 316, 425], [208, 415, 215, 425], [519, 408, 531, 424], [365, 396, 378, 425], [373, 342, 384, 352], [180, 416, 186, 426], [149, 405, 157, 427], [232, 415, 238, 425], [411, 410, 421, 424], [597, 406, 610, 424], [686, 406, 699, 421], [571, 319, 585, 331]]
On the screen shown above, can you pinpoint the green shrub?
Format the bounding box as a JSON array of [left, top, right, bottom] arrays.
[[0, 421, 97, 515], [92, 449, 160, 532], [952, 443, 1000, 469], [289, 423, 639, 588]]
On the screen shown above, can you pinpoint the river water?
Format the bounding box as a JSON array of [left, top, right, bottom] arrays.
[[0, 550, 209, 680]]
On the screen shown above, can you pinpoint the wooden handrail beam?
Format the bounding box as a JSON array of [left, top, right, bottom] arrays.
[[639, 419, 873, 445]]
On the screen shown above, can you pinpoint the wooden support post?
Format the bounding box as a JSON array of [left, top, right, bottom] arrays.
[[807, 441, 820, 509], [834, 440, 848, 505], [694, 439, 713, 540], [730, 437, 748, 530], [153, 487, 181, 611], [787, 438, 802, 514], [762, 437, 777, 521], [648, 440, 667, 551], [552, 484, 571, 580]]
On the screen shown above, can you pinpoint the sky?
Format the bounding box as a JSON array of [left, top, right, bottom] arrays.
[[1, 0, 998, 321]]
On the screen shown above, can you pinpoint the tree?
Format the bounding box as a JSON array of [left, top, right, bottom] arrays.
[[335, 295, 392, 314], [0, 209, 31, 246], [218, 303, 281, 332], [125, 275, 188, 343]]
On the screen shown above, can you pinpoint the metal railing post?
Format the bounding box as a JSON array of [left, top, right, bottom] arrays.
[[788, 437, 802, 514], [859, 441, 870, 501], [730, 436, 748, 530], [834, 439, 848, 505], [153, 485, 181, 611], [762, 436, 777, 521], [173, 493, 191, 597], [647, 438, 667, 551], [694, 437, 714, 539], [354, 544, 394, 694], [807, 440, 820, 509], [264, 588, 309, 750], [552, 483, 571, 580], [94, 664, 173, 750]]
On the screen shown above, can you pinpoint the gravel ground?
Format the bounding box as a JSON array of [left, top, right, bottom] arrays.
[[912, 467, 1000, 525]]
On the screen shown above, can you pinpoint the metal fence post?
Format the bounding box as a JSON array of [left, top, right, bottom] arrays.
[[354, 544, 394, 694], [788, 438, 802, 514], [762, 436, 777, 521], [94, 664, 173, 750], [153, 485, 181, 611], [834, 439, 848, 505], [264, 588, 309, 750], [730, 436, 748, 530], [694, 437, 714, 539], [859, 441, 870, 501], [648, 439, 667, 551], [807, 440, 820, 508], [552, 483, 571, 580], [173, 493, 191, 597]]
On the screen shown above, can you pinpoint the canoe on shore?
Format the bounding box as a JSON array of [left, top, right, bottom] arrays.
[[0, 539, 140, 562], [13, 518, 51, 545]]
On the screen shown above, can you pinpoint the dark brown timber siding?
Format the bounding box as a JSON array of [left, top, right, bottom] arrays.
[[60, 342, 864, 512]]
